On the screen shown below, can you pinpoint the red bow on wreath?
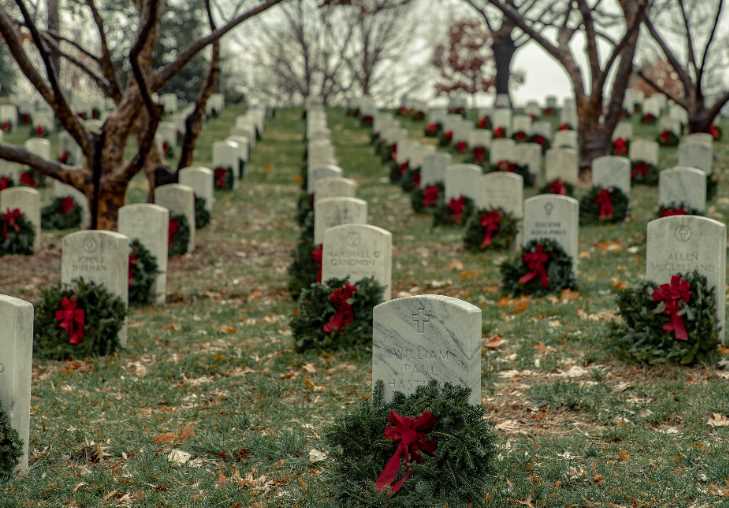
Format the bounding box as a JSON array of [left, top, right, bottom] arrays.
[[168, 217, 180, 246], [549, 179, 567, 195], [660, 207, 687, 217], [472, 146, 487, 164], [311, 244, 323, 283], [631, 161, 649, 179], [128, 254, 139, 284], [1, 208, 22, 240], [518, 243, 550, 289], [424, 123, 439, 136], [455, 141, 468, 153], [496, 160, 515, 173], [55, 296, 86, 346], [493, 127, 506, 139], [422, 185, 440, 208], [612, 138, 628, 156], [478, 116, 490, 129], [34, 125, 46, 137], [531, 134, 546, 146], [652, 275, 692, 341], [412, 171, 421, 188], [480, 210, 502, 249], [390, 144, 398, 160], [322, 282, 357, 334], [399, 161, 410, 176], [659, 131, 671, 143], [513, 131, 527, 142], [375, 409, 438, 495], [59, 196, 76, 215], [442, 131, 453, 143], [447, 196, 466, 224], [595, 188, 614, 220], [58, 150, 71, 164], [214, 167, 228, 189], [0, 176, 11, 190], [710, 124, 721, 140], [19, 171, 36, 188]]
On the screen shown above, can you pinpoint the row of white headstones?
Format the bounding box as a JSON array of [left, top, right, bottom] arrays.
[[0, 105, 265, 476], [311, 99, 728, 409]]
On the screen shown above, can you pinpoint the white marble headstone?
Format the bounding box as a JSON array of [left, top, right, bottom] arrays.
[[678, 142, 713, 175], [630, 139, 659, 165], [545, 148, 579, 185], [659, 167, 707, 212], [592, 156, 631, 195], [421, 153, 452, 186], [179, 166, 215, 212], [372, 295, 482, 404], [523, 195, 579, 273], [490, 139, 516, 164], [478, 172, 523, 218], [155, 183, 195, 253], [313, 197, 367, 245], [314, 177, 357, 202], [308, 165, 343, 194], [445, 164, 482, 202]]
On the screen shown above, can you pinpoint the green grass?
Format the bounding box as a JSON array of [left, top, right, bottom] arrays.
[[2, 107, 729, 506]]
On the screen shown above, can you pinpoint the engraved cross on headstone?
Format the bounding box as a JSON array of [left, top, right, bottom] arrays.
[[412, 304, 432, 333]]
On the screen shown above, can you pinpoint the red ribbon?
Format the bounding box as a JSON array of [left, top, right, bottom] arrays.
[[548, 179, 567, 195], [1, 208, 22, 240], [19, 171, 36, 188], [0, 176, 11, 190], [447, 196, 466, 224], [530, 134, 546, 146], [596, 188, 614, 221], [128, 254, 139, 284], [399, 161, 410, 176], [496, 160, 516, 173], [660, 207, 687, 217], [168, 217, 180, 246], [472, 146, 487, 163], [412, 170, 421, 188], [455, 141, 468, 153], [390, 144, 398, 160], [442, 130, 453, 144], [478, 116, 490, 129], [558, 123, 572, 131], [214, 167, 229, 189], [513, 131, 527, 142], [34, 125, 46, 137], [631, 161, 649, 179], [1, 121, 11, 132], [659, 131, 672, 144], [375, 410, 438, 495], [58, 150, 71, 164], [710, 124, 721, 140], [311, 244, 323, 283], [55, 297, 86, 346], [612, 138, 628, 156], [59, 196, 76, 215], [642, 113, 656, 124], [322, 282, 357, 333], [518, 243, 550, 289], [493, 127, 506, 139], [422, 185, 440, 208], [480, 210, 502, 249], [652, 275, 692, 341], [424, 122, 439, 136]]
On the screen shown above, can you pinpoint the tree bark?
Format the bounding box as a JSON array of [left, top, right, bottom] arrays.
[[47, 0, 61, 75], [491, 32, 515, 101], [577, 97, 611, 167]]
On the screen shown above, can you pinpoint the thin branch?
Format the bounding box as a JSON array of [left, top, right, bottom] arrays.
[[676, 0, 699, 77], [637, 69, 686, 107], [85, 0, 123, 101], [0, 143, 83, 185], [697, 0, 723, 93]]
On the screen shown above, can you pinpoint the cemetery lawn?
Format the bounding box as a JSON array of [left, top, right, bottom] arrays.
[[3, 107, 729, 507]]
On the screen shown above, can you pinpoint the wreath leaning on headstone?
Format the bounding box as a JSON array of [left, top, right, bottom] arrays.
[[128, 239, 160, 307], [464, 207, 519, 252], [33, 278, 127, 360], [539, 178, 575, 197], [41, 196, 82, 230], [213, 166, 235, 191], [291, 277, 384, 352], [0, 208, 35, 256], [326, 381, 496, 507], [0, 401, 23, 482], [411, 182, 443, 214], [657, 202, 704, 218], [432, 195, 475, 228], [296, 192, 314, 227], [389, 160, 409, 184], [194, 195, 211, 230], [631, 160, 659, 185], [484, 161, 535, 187], [168, 213, 191, 257], [0, 175, 14, 191], [287, 233, 321, 302], [579, 186, 630, 225], [501, 238, 577, 296], [400, 167, 420, 193], [612, 271, 719, 365], [657, 130, 679, 147]]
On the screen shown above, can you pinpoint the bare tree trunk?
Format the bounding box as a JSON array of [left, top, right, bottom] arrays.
[[47, 0, 60, 75], [577, 97, 611, 167], [492, 33, 515, 100]]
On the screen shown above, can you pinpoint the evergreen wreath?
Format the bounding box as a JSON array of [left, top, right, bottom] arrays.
[[612, 271, 719, 365], [708, 174, 718, 201], [657, 202, 703, 218], [631, 160, 659, 185], [424, 122, 441, 138], [389, 160, 409, 184], [213, 166, 235, 191], [162, 141, 175, 160], [287, 237, 321, 301], [612, 138, 630, 156], [438, 130, 453, 147], [657, 130, 679, 147], [0, 175, 14, 191], [512, 130, 529, 143], [477, 115, 491, 129], [400, 167, 421, 193], [19, 169, 45, 188], [433, 195, 475, 228], [0, 208, 35, 255], [579, 186, 630, 225], [168, 213, 191, 257], [539, 178, 575, 197], [453, 140, 469, 154], [501, 238, 577, 296], [41, 196, 82, 230], [0, 401, 22, 482], [411, 182, 443, 214], [33, 278, 127, 360], [291, 277, 384, 352], [710, 124, 722, 141], [485, 161, 535, 187], [468, 146, 489, 165], [640, 113, 657, 125], [128, 239, 160, 307], [369, 131, 381, 145], [326, 381, 496, 507], [297, 192, 314, 227], [464, 208, 519, 252], [194, 195, 211, 230], [529, 134, 551, 152], [492, 127, 507, 139], [31, 125, 48, 138], [0, 120, 12, 133]]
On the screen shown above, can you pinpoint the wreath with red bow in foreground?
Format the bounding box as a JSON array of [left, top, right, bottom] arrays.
[[168, 213, 191, 257], [128, 239, 160, 307], [291, 277, 384, 352], [501, 239, 576, 296], [464, 208, 519, 252], [657, 130, 679, 147], [630, 160, 659, 186], [0, 208, 35, 256], [41, 196, 82, 230], [539, 178, 575, 197], [213, 166, 235, 191], [0, 401, 23, 482], [657, 202, 703, 219], [411, 182, 443, 214], [613, 271, 719, 365], [579, 186, 630, 225], [33, 278, 126, 360], [326, 381, 496, 506], [433, 195, 475, 228], [0, 120, 12, 133]]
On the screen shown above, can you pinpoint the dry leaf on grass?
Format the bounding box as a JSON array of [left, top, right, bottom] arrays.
[[485, 335, 505, 349], [153, 423, 196, 445], [708, 413, 729, 427], [219, 325, 237, 334], [448, 259, 464, 271], [309, 449, 328, 463], [498, 296, 530, 314], [167, 449, 192, 465], [594, 240, 623, 252]]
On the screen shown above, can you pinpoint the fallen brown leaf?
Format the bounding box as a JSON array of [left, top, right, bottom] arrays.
[[485, 335, 504, 349]]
